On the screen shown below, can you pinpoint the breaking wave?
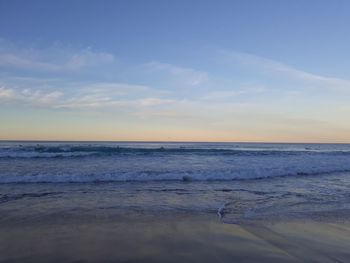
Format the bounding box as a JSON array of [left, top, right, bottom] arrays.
[[1, 145, 350, 158], [1, 142, 350, 184]]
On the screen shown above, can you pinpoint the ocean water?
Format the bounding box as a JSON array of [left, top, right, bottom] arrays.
[[0, 141, 350, 223]]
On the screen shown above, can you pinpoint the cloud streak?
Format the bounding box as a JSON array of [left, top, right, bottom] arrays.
[[0, 85, 63, 106], [0, 40, 115, 72], [0, 81, 175, 111], [0, 87, 13, 98], [221, 50, 350, 91], [143, 61, 208, 86]]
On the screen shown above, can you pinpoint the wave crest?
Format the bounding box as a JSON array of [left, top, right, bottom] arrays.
[[1, 145, 350, 158]]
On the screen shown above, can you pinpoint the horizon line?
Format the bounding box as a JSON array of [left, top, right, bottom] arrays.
[[0, 139, 349, 145]]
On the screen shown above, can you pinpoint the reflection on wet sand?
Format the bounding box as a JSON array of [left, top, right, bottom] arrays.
[[0, 214, 349, 263]]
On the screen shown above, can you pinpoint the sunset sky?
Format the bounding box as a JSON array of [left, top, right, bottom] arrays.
[[1, 0, 350, 142]]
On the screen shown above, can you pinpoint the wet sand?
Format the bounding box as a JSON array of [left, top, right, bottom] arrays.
[[0, 214, 349, 263]]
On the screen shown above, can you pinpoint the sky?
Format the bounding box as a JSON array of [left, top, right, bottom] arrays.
[[1, 0, 350, 142]]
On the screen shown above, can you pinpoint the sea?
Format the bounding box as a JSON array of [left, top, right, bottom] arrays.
[[0, 141, 349, 224]]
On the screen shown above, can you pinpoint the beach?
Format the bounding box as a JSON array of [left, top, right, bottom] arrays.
[[1, 210, 349, 263], [0, 142, 350, 262]]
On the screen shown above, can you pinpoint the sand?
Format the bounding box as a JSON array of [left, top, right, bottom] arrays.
[[0, 213, 349, 263]]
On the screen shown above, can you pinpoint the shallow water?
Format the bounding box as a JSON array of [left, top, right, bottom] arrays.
[[1, 173, 349, 224]]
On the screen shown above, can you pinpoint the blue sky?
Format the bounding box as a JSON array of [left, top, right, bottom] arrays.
[[1, 0, 350, 142]]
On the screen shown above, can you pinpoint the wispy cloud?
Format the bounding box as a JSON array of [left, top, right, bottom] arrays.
[[0, 81, 174, 110], [200, 85, 266, 100], [55, 95, 175, 110], [0, 85, 63, 105], [0, 40, 115, 72], [143, 61, 208, 86], [54, 97, 175, 110], [221, 50, 350, 91], [0, 87, 13, 98], [54, 82, 163, 109]]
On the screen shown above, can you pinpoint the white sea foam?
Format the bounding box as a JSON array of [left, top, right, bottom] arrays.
[[0, 166, 350, 184]]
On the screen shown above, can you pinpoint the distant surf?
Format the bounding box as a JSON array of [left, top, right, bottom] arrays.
[[1, 142, 350, 183], [2, 145, 350, 158]]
